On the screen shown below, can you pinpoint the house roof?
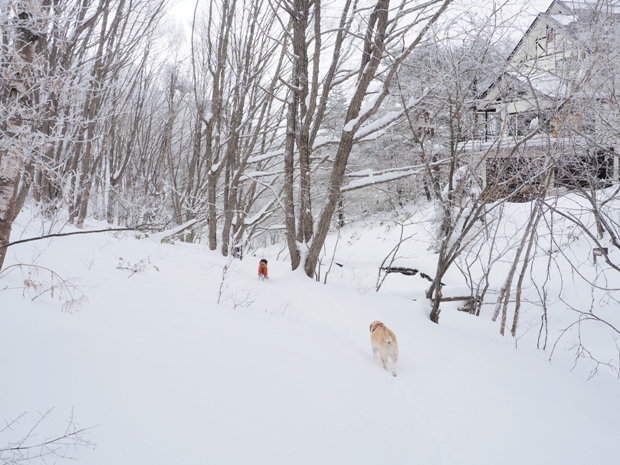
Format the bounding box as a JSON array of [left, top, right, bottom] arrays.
[[477, 0, 620, 111], [505, 0, 620, 62], [505, 1, 563, 64]]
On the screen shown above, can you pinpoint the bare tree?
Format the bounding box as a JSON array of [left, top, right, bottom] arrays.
[[275, 0, 453, 277], [390, 15, 518, 323], [190, 0, 286, 253], [1, 0, 166, 232], [0, 0, 46, 271], [69, 0, 166, 228], [0, 408, 96, 464]]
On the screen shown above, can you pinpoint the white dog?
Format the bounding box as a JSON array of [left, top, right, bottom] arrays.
[[369, 320, 399, 377]]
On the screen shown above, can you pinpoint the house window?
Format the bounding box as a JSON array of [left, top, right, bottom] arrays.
[[484, 112, 500, 140]]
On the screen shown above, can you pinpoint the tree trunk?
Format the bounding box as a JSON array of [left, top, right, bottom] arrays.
[[0, 155, 22, 270], [304, 131, 356, 276], [0, 1, 44, 270], [511, 214, 540, 336], [493, 204, 543, 335], [293, 0, 313, 245], [13, 158, 35, 218], [283, 84, 301, 269], [304, 0, 391, 277], [303, 0, 452, 278]]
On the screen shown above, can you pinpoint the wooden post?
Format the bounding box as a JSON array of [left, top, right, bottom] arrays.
[[593, 247, 608, 264]]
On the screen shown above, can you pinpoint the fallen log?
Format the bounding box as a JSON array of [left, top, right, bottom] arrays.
[[381, 266, 445, 286]]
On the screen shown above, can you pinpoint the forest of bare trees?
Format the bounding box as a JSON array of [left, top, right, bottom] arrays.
[[2, 0, 620, 341], [1, 0, 453, 272]]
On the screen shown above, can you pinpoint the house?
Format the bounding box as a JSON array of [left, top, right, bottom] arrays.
[[473, 0, 620, 199]]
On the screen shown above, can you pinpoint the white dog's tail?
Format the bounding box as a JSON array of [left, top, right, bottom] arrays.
[[382, 328, 393, 343]]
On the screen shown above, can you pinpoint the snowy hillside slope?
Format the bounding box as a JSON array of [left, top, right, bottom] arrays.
[[1, 200, 619, 465]]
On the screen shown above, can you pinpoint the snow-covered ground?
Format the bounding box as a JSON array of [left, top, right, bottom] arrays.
[[1, 198, 619, 465]]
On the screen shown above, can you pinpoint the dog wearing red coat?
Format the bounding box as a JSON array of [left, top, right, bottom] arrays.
[[258, 259, 269, 280]]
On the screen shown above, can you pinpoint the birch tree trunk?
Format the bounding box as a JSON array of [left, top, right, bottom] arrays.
[[492, 202, 544, 335], [190, 0, 284, 253], [283, 24, 301, 267], [191, 0, 235, 251], [0, 0, 44, 270]]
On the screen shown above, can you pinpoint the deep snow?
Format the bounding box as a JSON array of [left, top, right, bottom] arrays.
[[1, 200, 620, 465]]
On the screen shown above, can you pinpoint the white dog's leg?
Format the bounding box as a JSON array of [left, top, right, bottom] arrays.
[[380, 349, 389, 370], [390, 351, 398, 376]]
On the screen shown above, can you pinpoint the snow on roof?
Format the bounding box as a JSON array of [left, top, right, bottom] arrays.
[[560, 0, 620, 15], [564, 0, 620, 10], [529, 74, 566, 97], [547, 13, 576, 25]]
